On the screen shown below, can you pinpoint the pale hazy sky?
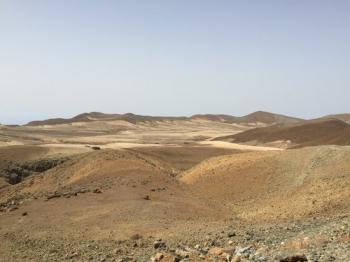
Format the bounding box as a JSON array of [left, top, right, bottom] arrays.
[[1, 1, 349, 124]]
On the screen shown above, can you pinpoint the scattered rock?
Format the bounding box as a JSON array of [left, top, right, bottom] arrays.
[[143, 195, 150, 200], [78, 188, 89, 194], [223, 248, 235, 256], [231, 255, 241, 262], [8, 173, 21, 185], [8, 206, 18, 212], [228, 231, 236, 237], [46, 193, 61, 200], [153, 239, 166, 249], [173, 256, 181, 262], [130, 234, 143, 240], [93, 188, 102, 194], [208, 247, 224, 256], [113, 248, 122, 255], [62, 192, 72, 198], [174, 249, 190, 258], [199, 254, 206, 259], [153, 253, 164, 261], [280, 254, 308, 262], [69, 252, 78, 259], [22, 212, 28, 216], [236, 246, 253, 255]]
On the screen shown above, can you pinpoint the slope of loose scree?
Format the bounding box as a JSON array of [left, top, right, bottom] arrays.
[[180, 145, 350, 220]]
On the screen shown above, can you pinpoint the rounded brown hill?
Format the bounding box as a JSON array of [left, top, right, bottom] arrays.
[[4, 145, 350, 227], [237, 111, 302, 124], [322, 113, 350, 123], [191, 111, 303, 125], [180, 145, 350, 220], [0, 149, 217, 240], [215, 118, 350, 148]]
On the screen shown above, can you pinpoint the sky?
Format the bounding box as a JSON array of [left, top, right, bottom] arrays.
[[0, 0, 349, 124]]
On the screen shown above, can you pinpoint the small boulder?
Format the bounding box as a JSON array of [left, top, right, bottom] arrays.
[[227, 231, 236, 238], [130, 233, 143, 240], [174, 249, 190, 258], [280, 254, 308, 262], [9, 173, 21, 185], [236, 246, 253, 255], [46, 192, 61, 200], [231, 255, 241, 262], [173, 256, 181, 262], [153, 253, 164, 261], [8, 206, 18, 212], [208, 247, 224, 256], [153, 239, 166, 249]]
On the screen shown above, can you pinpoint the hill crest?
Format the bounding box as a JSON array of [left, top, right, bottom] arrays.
[[215, 118, 350, 148], [26, 111, 304, 126]]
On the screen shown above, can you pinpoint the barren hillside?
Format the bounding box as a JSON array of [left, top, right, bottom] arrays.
[[236, 111, 303, 124], [1, 145, 350, 260], [215, 119, 350, 148], [181, 145, 350, 220], [191, 111, 303, 125], [321, 113, 350, 124]]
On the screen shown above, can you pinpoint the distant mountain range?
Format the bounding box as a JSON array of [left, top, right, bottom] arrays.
[[25, 111, 304, 126], [26, 112, 187, 126], [24, 110, 350, 148]]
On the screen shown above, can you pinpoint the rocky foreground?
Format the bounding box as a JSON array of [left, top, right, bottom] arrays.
[[1, 213, 349, 261], [1, 145, 350, 261]]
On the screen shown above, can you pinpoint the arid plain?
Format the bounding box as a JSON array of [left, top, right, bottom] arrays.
[[1, 111, 350, 261]]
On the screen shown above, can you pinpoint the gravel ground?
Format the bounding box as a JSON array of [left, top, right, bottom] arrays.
[[1, 214, 349, 261]]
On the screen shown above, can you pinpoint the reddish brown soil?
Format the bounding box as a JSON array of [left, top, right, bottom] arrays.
[[216, 119, 350, 148]]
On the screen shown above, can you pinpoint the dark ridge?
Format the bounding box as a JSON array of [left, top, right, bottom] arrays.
[[25, 111, 304, 126], [215, 118, 350, 148]]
